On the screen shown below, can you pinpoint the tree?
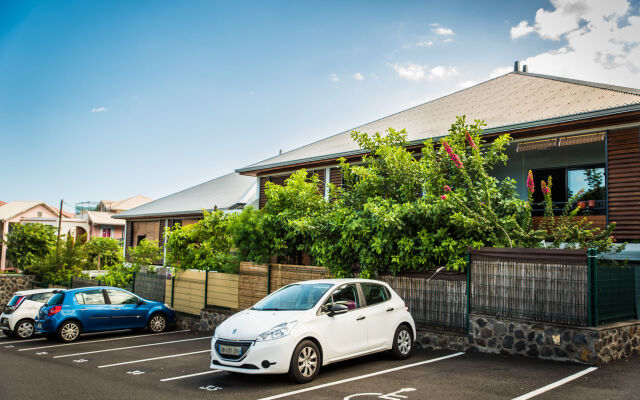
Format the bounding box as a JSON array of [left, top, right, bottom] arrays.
[[165, 210, 238, 272], [3, 223, 57, 274], [128, 239, 163, 267], [40, 234, 87, 282], [85, 237, 123, 270]]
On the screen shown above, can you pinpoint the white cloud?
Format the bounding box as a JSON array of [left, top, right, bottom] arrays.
[[432, 26, 454, 36], [91, 107, 107, 113], [392, 63, 459, 81], [510, 20, 536, 39], [330, 74, 340, 82], [416, 40, 434, 47], [429, 23, 439, 27], [353, 72, 364, 81], [507, 0, 640, 87], [443, 38, 454, 43]]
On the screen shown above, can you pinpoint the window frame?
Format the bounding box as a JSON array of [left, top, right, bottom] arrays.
[[104, 289, 140, 305]]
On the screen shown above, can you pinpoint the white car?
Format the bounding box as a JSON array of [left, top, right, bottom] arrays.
[[210, 278, 416, 383], [1, 288, 60, 339]]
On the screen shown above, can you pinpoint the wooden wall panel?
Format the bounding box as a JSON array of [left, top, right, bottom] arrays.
[[607, 128, 640, 240]]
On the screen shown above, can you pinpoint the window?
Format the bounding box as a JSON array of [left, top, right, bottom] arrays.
[[530, 165, 605, 215], [102, 228, 112, 238], [106, 289, 139, 305], [75, 290, 106, 305], [321, 284, 360, 313], [252, 283, 332, 311], [29, 292, 54, 303], [361, 283, 389, 306], [37, 211, 42, 218], [46, 292, 65, 306]]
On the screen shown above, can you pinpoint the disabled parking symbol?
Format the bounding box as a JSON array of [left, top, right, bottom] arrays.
[[199, 385, 223, 392], [344, 387, 417, 400]]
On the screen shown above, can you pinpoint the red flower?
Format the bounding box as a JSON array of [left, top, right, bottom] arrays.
[[444, 185, 451, 192], [466, 131, 477, 149], [541, 180, 550, 195], [442, 140, 464, 169], [610, 235, 616, 242], [440, 194, 447, 200], [527, 170, 534, 195]]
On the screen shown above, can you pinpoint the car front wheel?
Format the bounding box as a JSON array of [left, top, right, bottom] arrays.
[[288, 340, 321, 383], [148, 313, 167, 333], [391, 325, 413, 359], [57, 321, 81, 343], [14, 319, 35, 339]]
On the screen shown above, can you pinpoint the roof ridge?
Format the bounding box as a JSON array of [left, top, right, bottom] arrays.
[[514, 71, 640, 96]]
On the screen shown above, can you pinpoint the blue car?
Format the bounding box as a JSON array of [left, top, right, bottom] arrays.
[[35, 286, 176, 342]]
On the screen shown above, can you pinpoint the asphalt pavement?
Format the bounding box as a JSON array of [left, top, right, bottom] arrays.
[[1, 329, 639, 400]]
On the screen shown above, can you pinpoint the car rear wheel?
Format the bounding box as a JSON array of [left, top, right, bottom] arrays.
[[148, 313, 167, 333], [390, 325, 413, 360], [14, 319, 35, 339], [57, 321, 81, 343], [288, 340, 320, 383]]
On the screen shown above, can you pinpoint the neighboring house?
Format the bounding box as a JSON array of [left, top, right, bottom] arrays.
[[0, 202, 90, 271], [236, 65, 640, 249], [86, 211, 125, 240], [96, 195, 152, 213], [112, 172, 256, 264], [0, 201, 6, 207]]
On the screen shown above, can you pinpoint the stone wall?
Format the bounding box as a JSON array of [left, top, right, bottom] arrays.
[[0, 274, 35, 309], [468, 313, 640, 365], [415, 329, 468, 352], [174, 307, 233, 333]]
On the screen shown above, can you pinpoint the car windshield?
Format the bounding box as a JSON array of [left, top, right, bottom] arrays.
[[7, 295, 24, 307], [252, 283, 333, 311], [46, 292, 65, 306]]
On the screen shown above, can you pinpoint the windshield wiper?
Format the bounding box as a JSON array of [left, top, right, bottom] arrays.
[[256, 308, 286, 311]]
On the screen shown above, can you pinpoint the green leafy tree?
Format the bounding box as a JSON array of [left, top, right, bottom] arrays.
[[40, 234, 87, 282], [227, 207, 276, 264], [165, 210, 238, 272], [3, 223, 57, 274], [128, 239, 163, 267], [85, 237, 123, 270]]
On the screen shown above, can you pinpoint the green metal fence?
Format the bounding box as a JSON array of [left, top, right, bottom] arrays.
[[593, 255, 640, 325]]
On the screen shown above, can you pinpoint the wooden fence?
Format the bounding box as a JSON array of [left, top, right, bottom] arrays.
[[469, 247, 590, 326], [379, 273, 467, 332]]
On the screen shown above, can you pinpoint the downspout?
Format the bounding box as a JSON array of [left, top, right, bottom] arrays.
[[324, 167, 331, 201], [122, 221, 127, 259], [163, 218, 168, 267]]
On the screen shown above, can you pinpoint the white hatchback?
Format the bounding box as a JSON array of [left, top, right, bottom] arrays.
[[1, 288, 60, 339], [210, 278, 416, 383]]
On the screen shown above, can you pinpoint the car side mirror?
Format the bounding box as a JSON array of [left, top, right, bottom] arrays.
[[138, 299, 145, 306], [328, 303, 348, 317]]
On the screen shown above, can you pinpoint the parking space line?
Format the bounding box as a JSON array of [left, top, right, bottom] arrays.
[[2, 337, 47, 343], [511, 367, 598, 400], [160, 370, 222, 382], [19, 330, 189, 352], [97, 350, 210, 368], [257, 352, 464, 400], [53, 336, 212, 358]]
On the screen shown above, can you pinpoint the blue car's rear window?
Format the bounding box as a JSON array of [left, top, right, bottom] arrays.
[[46, 292, 65, 306]]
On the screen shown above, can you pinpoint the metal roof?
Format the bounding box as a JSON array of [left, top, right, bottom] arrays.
[[86, 211, 126, 226], [237, 71, 640, 173], [112, 172, 256, 219]]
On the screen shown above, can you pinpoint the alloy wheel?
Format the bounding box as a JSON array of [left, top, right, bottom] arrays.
[[397, 329, 412, 355], [16, 322, 34, 339], [149, 315, 166, 332], [297, 346, 318, 378], [61, 323, 79, 341]]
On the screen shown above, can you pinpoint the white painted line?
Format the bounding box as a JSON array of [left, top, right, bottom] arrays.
[[257, 352, 464, 400], [511, 367, 598, 400], [98, 350, 210, 368], [1, 337, 46, 343], [160, 370, 222, 382], [54, 336, 212, 358], [20, 330, 190, 351]]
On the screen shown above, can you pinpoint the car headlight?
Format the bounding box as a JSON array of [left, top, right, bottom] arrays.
[[256, 321, 297, 342], [163, 303, 173, 310]]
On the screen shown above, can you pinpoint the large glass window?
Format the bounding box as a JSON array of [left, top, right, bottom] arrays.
[[531, 165, 605, 215], [320, 284, 360, 313], [29, 292, 55, 303], [361, 283, 390, 306], [75, 290, 106, 305]]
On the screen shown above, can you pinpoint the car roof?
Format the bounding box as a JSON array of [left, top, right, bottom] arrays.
[[290, 278, 390, 286], [62, 286, 132, 294], [14, 288, 63, 296]]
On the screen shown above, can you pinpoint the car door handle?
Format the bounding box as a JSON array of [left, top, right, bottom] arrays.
[[356, 316, 365, 321], [386, 307, 394, 312], [112, 308, 120, 310], [78, 308, 87, 311]]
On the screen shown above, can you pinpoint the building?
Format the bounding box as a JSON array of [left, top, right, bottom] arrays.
[[75, 195, 152, 241], [236, 65, 640, 248], [85, 211, 126, 240], [113, 172, 257, 264], [0, 201, 90, 271]]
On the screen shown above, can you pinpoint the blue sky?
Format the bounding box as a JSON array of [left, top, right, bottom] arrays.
[[1, 0, 639, 211]]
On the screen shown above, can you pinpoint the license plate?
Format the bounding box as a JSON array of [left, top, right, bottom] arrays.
[[37, 322, 43, 329], [219, 345, 241, 356]]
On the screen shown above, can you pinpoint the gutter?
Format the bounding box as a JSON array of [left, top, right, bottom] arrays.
[[236, 102, 640, 174], [112, 206, 243, 220]]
